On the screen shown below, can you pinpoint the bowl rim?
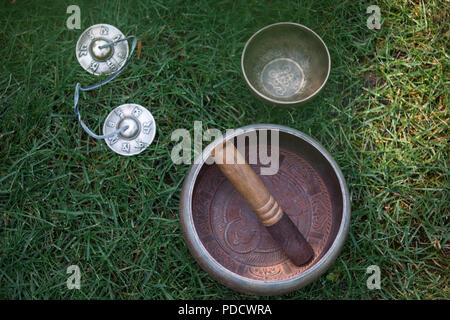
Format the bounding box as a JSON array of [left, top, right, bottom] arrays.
[[241, 22, 331, 106], [179, 124, 350, 295]]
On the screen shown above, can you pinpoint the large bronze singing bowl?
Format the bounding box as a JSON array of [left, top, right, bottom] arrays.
[[180, 124, 350, 295], [242, 23, 330, 107]]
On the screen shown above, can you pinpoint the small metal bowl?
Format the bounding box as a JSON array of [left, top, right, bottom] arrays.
[[241, 23, 330, 107], [180, 124, 350, 295]]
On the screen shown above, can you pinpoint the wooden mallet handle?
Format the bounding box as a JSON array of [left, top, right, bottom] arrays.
[[211, 141, 314, 266]]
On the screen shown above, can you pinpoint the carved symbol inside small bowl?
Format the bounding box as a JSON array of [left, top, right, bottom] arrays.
[[262, 58, 305, 98]]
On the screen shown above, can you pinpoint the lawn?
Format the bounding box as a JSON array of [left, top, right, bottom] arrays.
[[0, 0, 448, 299]]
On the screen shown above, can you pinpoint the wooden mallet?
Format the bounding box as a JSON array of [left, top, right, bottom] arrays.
[[211, 141, 314, 266]]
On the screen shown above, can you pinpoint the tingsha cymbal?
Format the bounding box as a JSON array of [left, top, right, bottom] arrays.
[[103, 104, 156, 156], [76, 24, 129, 76]]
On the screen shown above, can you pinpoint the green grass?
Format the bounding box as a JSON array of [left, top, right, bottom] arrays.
[[0, 0, 448, 299]]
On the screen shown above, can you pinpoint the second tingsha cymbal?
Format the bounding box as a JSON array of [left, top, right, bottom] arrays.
[[103, 104, 156, 156]]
